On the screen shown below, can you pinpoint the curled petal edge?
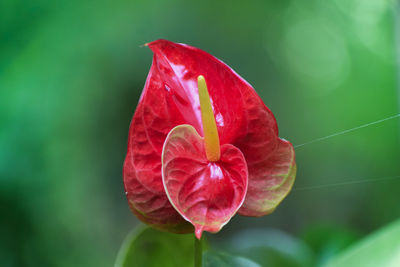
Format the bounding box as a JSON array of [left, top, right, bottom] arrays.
[[239, 138, 296, 217]]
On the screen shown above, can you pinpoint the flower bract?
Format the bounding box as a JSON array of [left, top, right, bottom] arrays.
[[123, 39, 296, 238]]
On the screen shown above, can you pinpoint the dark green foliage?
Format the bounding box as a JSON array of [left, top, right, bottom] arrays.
[[115, 227, 197, 267], [1, 0, 399, 266]]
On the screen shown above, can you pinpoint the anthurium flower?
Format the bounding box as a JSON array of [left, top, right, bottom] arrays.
[[123, 39, 296, 239]]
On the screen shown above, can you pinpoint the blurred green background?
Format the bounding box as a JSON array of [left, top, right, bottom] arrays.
[[1, 0, 399, 266]]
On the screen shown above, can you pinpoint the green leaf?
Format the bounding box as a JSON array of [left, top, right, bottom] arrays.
[[301, 225, 360, 266], [323, 219, 400, 267], [219, 228, 315, 267], [115, 226, 197, 267], [203, 251, 261, 267]]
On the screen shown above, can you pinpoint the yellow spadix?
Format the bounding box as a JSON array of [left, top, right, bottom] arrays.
[[197, 75, 220, 162]]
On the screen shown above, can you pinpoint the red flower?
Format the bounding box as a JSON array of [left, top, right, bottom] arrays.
[[123, 39, 296, 239]]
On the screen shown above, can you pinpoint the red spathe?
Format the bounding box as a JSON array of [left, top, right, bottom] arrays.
[[123, 39, 296, 235]]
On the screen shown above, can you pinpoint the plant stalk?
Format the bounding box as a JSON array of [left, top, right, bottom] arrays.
[[194, 236, 202, 267]]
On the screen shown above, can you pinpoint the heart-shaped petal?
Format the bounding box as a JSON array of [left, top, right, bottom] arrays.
[[238, 138, 296, 216], [162, 125, 248, 239]]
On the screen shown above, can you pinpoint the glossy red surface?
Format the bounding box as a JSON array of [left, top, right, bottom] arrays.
[[123, 39, 296, 234], [162, 125, 247, 239]]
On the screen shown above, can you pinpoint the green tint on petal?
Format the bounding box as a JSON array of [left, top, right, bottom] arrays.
[[239, 138, 296, 216]]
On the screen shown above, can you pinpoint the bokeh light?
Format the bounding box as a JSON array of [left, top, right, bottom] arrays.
[[1, 0, 399, 266]]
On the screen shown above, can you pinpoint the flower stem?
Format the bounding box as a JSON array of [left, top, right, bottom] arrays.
[[194, 236, 202, 267]]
